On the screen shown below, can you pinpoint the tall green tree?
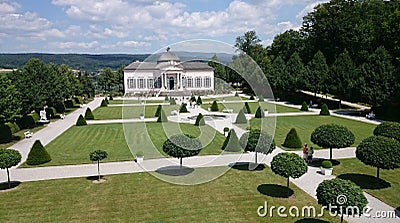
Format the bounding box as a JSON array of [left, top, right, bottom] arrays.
[[270, 56, 287, 90], [329, 49, 356, 106], [269, 29, 305, 62], [286, 52, 306, 91], [0, 75, 21, 120], [208, 55, 227, 81], [306, 51, 329, 96], [234, 30, 262, 57], [357, 46, 395, 108]]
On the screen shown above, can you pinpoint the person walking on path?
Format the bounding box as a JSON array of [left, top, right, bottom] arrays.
[[302, 144, 308, 161], [307, 147, 314, 164]]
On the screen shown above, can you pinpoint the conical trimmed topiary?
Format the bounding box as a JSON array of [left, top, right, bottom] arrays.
[[157, 108, 168, 122], [300, 101, 309, 111], [26, 140, 51, 165], [234, 92, 239, 97], [250, 95, 255, 100], [196, 96, 202, 105], [244, 102, 251, 114], [194, 113, 205, 126], [155, 104, 162, 117], [210, 101, 219, 111], [179, 103, 188, 113], [282, 128, 303, 148], [190, 95, 196, 103], [235, 109, 247, 124], [100, 99, 108, 107], [255, 106, 265, 118], [320, 104, 330, 115], [76, 114, 87, 126], [170, 97, 176, 105], [105, 98, 109, 104], [84, 108, 94, 120], [221, 129, 242, 152], [164, 95, 169, 101]]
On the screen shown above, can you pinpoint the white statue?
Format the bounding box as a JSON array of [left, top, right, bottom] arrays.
[[38, 109, 49, 123]]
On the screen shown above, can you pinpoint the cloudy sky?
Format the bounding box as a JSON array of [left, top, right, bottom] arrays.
[[0, 0, 325, 54]]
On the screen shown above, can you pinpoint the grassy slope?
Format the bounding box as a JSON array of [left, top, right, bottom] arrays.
[[0, 166, 341, 223], [334, 158, 400, 209]]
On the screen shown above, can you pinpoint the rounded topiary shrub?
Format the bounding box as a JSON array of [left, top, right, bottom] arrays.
[[321, 160, 332, 168], [64, 99, 74, 108], [100, 99, 108, 107], [244, 102, 251, 114], [210, 101, 219, 111], [84, 108, 94, 120], [221, 129, 242, 152], [194, 113, 205, 126], [255, 106, 265, 118], [179, 103, 188, 113], [54, 100, 67, 113], [223, 127, 230, 136], [76, 114, 87, 126], [19, 114, 38, 129], [235, 109, 247, 124], [45, 107, 56, 120], [196, 96, 202, 105], [283, 128, 302, 148], [300, 101, 309, 111], [320, 104, 330, 115], [239, 129, 276, 163], [373, 121, 400, 142], [5, 122, 20, 134], [271, 152, 308, 191], [0, 124, 12, 143], [26, 140, 51, 165]]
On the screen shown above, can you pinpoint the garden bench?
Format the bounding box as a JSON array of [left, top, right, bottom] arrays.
[[24, 130, 33, 138], [222, 109, 233, 113]]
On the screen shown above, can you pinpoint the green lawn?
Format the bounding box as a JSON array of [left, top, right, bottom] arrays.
[[334, 158, 400, 209], [0, 166, 341, 223], [92, 105, 180, 119], [201, 101, 301, 113], [237, 115, 376, 150], [201, 95, 249, 102], [0, 125, 46, 149], [108, 99, 165, 104], [21, 122, 227, 167]]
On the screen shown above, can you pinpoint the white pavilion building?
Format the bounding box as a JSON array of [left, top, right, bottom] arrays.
[[124, 48, 214, 96]]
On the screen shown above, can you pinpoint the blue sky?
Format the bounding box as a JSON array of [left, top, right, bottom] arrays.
[[0, 0, 325, 54]]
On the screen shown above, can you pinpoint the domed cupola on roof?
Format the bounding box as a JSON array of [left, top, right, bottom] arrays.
[[157, 47, 180, 64]]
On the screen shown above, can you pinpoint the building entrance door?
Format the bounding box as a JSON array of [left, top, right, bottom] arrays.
[[169, 77, 175, 90]]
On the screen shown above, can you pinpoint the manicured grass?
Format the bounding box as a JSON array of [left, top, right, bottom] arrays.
[[92, 105, 180, 119], [237, 115, 376, 150], [108, 99, 165, 104], [0, 125, 46, 149], [201, 95, 249, 102], [0, 166, 341, 222], [201, 101, 301, 113], [334, 158, 400, 209], [20, 122, 227, 167]]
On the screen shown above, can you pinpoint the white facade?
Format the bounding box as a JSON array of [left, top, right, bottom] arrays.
[[124, 50, 214, 96]]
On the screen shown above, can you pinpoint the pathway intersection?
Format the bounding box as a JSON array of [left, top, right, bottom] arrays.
[[1, 94, 398, 222]]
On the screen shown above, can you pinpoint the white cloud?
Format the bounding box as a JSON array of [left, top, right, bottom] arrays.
[[0, 1, 19, 13]]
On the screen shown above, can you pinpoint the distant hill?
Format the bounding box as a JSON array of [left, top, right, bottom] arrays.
[[0, 52, 234, 71]]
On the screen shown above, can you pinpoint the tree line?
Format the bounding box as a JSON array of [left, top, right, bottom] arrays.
[[209, 0, 400, 113]]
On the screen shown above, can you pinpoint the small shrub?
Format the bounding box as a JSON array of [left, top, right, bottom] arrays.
[[84, 108, 94, 120], [221, 129, 242, 152], [164, 95, 169, 101], [255, 106, 265, 118], [74, 96, 83, 105], [100, 99, 108, 107], [105, 98, 109, 104], [170, 98, 176, 105], [190, 96, 196, 102], [155, 105, 162, 117], [300, 101, 309, 111], [136, 151, 144, 157], [54, 101, 66, 113], [45, 107, 56, 119], [282, 128, 302, 148], [196, 96, 202, 105], [26, 140, 51, 165], [0, 124, 12, 143], [109, 95, 113, 100], [64, 99, 74, 108], [223, 127, 229, 135], [249, 95, 255, 100], [194, 113, 205, 126], [210, 101, 219, 111], [179, 103, 188, 113], [157, 109, 168, 122], [5, 122, 20, 134], [320, 104, 330, 115], [234, 92, 239, 97], [235, 109, 247, 124], [258, 95, 264, 102], [322, 160, 332, 168], [244, 102, 251, 114], [19, 113, 39, 129], [76, 115, 87, 126]]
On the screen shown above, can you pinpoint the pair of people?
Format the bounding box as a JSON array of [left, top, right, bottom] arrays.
[[302, 143, 314, 164]]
